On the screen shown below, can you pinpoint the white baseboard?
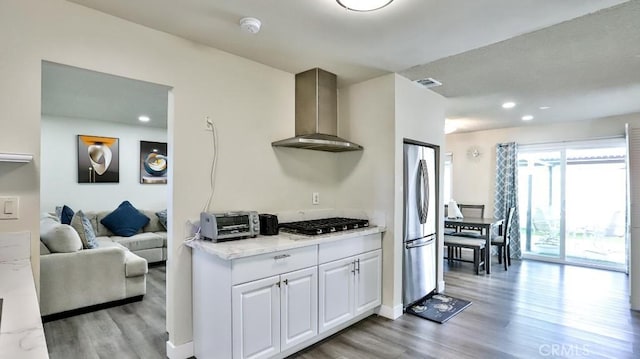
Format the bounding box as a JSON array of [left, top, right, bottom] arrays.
[[377, 304, 403, 319], [166, 340, 194, 359], [438, 280, 446, 293]]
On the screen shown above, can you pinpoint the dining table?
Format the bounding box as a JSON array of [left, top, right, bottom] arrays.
[[444, 216, 504, 274]]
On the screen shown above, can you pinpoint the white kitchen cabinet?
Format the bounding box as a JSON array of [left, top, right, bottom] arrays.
[[318, 249, 381, 333], [232, 275, 281, 359], [191, 231, 383, 359], [233, 266, 318, 359], [354, 249, 382, 315], [280, 266, 318, 350], [318, 257, 355, 333]]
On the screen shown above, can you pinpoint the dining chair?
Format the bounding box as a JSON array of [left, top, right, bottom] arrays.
[[448, 204, 486, 259], [458, 204, 486, 234], [491, 206, 515, 271]]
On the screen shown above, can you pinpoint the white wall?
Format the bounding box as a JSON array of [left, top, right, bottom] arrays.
[[1, 0, 338, 351], [394, 76, 446, 299], [41, 116, 168, 212], [337, 74, 446, 317], [445, 113, 640, 218], [337, 74, 396, 312]]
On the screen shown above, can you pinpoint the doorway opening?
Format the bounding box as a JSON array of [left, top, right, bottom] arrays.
[[40, 61, 173, 357]]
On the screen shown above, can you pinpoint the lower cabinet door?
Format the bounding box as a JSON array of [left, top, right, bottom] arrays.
[[232, 275, 281, 359], [318, 256, 355, 333], [280, 266, 318, 351], [354, 249, 382, 316]]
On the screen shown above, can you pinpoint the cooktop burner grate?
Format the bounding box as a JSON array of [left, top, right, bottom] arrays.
[[279, 217, 369, 236]]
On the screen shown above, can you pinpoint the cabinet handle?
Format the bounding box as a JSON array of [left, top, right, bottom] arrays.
[[283, 279, 288, 286], [274, 254, 291, 261], [276, 281, 281, 288], [351, 261, 356, 275], [356, 258, 360, 273]]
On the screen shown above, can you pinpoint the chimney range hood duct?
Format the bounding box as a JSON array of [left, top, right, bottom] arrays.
[[272, 68, 363, 152]]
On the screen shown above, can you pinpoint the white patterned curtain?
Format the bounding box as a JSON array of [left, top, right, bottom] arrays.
[[494, 142, 521, 259]]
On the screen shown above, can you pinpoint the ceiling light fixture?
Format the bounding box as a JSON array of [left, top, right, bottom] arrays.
[[336, 0, 394, 12], [502, 102, 516, 109], [522, 115, 534, 121], [539, 106, 550, 110], [138, 115, 150, 122]]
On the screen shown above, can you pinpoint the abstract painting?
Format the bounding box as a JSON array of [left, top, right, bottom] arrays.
[[140, 141, 167, 184], [77, 135, 119, 183]]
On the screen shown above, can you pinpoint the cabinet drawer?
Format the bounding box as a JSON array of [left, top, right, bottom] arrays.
[[318, 233, 381, 264], [232, 246, 318, 285]]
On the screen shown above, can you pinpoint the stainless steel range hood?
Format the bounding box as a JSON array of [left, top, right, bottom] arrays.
[[272, 68, 363, 152]]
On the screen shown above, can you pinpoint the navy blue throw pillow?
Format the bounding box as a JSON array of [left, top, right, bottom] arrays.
[[60, 205, 75, 225], [100, 201, 150, 237]]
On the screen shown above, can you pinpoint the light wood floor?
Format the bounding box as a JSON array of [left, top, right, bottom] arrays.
[[43, 259, 640, 359], [43, 265, 167, 359], [293, 259, 640, 359]]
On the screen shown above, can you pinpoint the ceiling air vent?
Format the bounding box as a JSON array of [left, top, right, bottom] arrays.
[[414, 77, 442, 88]]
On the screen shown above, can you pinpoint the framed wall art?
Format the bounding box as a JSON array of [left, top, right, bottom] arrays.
[[77, 135, 120, 183], [140, 141, 167, 184]]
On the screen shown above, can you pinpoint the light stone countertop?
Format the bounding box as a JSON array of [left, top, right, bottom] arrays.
[[0, 231, 49, 359], [0, 259, 49, 359], [186, 226, 385, 260]]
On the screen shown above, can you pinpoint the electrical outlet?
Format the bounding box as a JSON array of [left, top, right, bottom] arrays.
[[312, 192, 320, 205], [204, 116, 213, 131]]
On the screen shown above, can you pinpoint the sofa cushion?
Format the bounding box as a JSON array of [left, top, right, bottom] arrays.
[[40, 216, 83, 253], [142, 210, 164, 232], [154, 231, 168, 247], [155, 209, 167, 230], [111, 232, 164, 252], [100, 201, 150, 237], [70, 210, 99, 249], [95, 237, 128, 251], [40, 241, 51, 255], [59, 205, 75, 225], [124, 251, 148, 277], [90, 211, 115, 237]]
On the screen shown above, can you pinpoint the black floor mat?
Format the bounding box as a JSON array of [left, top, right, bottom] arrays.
[[406, 294, 472, 324]]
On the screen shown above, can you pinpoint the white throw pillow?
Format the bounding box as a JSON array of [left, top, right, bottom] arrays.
[[40, 217, 83, 253]]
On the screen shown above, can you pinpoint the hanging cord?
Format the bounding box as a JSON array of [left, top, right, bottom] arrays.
[[185, 116, 218, 244], [202, 116, 219, 213]]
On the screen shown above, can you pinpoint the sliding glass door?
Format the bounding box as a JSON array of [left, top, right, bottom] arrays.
[[518, 140, 627, 271]]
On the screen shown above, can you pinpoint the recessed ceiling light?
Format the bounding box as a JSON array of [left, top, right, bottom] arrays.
[[336, 0, 394, 12], [502, 102, 516, 109], [539, 106, 550, 110], [138, 116, 150, 122], [522, 115, 534, 121]]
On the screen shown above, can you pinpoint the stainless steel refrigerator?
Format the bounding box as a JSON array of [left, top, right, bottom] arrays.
[[403, 139, 438, 308]]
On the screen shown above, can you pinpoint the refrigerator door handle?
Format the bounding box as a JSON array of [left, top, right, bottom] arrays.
[[405, 236, 435, 249], [416, 159, 429, 224]]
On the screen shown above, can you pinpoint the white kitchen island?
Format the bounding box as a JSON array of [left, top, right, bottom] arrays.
[[187, 226, 384, 359]]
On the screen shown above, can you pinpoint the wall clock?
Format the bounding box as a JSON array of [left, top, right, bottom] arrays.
[[466, 146, 482, 161]]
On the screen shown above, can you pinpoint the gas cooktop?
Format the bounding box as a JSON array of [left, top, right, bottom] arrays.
[[279, 217, 369, 236]]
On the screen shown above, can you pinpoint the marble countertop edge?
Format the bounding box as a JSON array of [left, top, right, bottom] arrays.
[[186, 226, 386, 260]]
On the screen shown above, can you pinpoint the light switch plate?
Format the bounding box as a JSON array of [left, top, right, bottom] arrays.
[[0, 197, 19, 219]]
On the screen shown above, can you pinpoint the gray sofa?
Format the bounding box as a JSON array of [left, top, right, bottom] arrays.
[[39, 209, 166, 317], [84, 209, 167, 263]]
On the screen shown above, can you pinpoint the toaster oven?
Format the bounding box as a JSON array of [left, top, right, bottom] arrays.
[[200, 211, 259, 242]]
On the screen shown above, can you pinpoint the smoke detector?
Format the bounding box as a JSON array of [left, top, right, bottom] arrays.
[[239, 17, 261, 34], [414, 77, 442, 89]]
